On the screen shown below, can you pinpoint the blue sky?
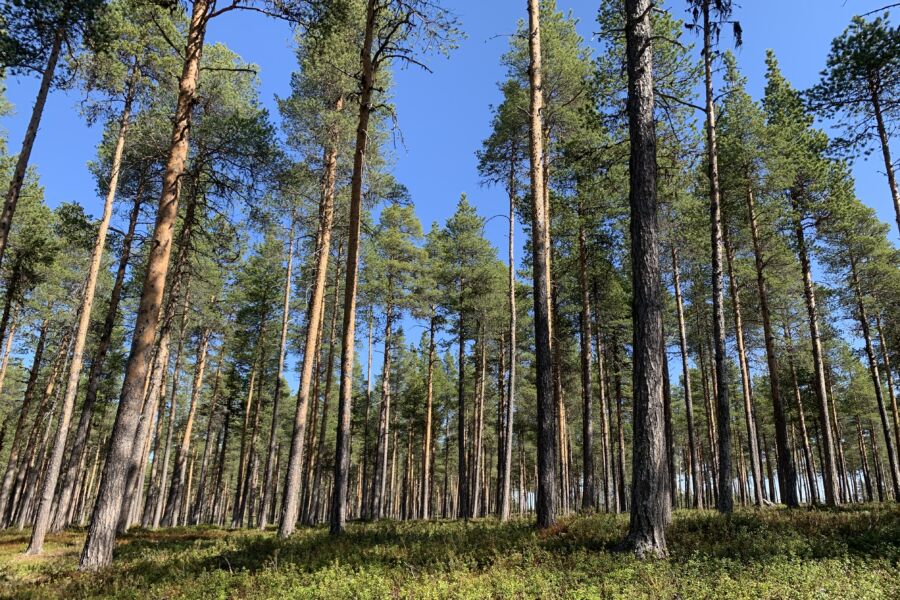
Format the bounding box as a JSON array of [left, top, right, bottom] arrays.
[[3, 1, 898, 254], [1, 0, 897, 384]]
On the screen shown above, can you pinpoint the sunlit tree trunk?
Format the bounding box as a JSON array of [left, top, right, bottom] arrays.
[[526, 0, 557, 530], [79, 0, 209, 570], [623, 0, 668, 551], [279, 94, 342, 538], [329, 0, 376, 535]]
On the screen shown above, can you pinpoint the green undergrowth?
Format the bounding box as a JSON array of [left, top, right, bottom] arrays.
[[0, 504, 897, 599]]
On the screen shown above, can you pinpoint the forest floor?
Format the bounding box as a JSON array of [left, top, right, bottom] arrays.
[[0, 504, 898, 599]]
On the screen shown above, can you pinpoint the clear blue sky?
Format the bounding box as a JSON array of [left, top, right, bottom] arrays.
[[1, 1, 897, 384]]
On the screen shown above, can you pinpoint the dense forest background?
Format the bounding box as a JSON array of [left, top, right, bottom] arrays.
[[0, 1, 898, 593]]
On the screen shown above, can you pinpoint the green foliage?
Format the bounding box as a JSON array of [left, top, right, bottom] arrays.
[[1, 506, 898, 599], [808, 13, 900, 157]]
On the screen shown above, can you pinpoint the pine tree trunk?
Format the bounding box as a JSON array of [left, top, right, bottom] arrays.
[[53, 178, 144, 532], [329, 0, 375, 535], [700, 0, 732, 514], [309, 251, 343, 524], [191, 363, 221, 524], [155, 286, 192, 528], [27, 88, 134, 553], [421, 312, 437, 519], [0, 26, 64, 270], [233, 363, 258, 526], [722, 227, 764, 506], [0, 319, 48, 523], [875, 314, 900, 457], [260, 218, 296, 529], [577, 200, 595, 510], [79, 0, 208, 570], [850, 254, 900, 500], [746, 185, 798, 506], [526, 0, 557, 530], [790, 195, 839, 506], [372, 304, 394, 520], [869, 79, 900, 239], [672, 247, 703, 509], [279, 95, 341, 538], [499, 179, 517, 521], [163, 329, 210, 527], [623, 0, 668, 554], [593, 323, 612, 513], [857, 416, 873, 502]]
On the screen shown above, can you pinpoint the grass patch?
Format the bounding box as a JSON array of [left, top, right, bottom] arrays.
[[0, 504, 897, 599]]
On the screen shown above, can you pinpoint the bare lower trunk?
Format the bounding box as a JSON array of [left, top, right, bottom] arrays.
[[279, 94, 342, 538], [329, 1, 374, 534], [163, 329, 210, 527], [499, 181, 517, 521], [672, 248, 702, 509], [527, 0, 557, 530], [373, 304, 394, 519], [850, 255, 900, 500], [0, 319, 48, 523], [79, 0, 208, 570], [28, 89, 134, 554], [421, 313, 437, 519], [723, 228, 764, 506], [53, 180, 143, 532], [578, 200, 594, 510], [624, 0, 667, 556], [791, 196, 839, 505], [259, 219, 295, 529], [746, 186, 797, 506]]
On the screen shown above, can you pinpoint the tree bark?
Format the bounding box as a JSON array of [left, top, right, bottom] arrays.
[[27, 87, 134, 554], [790, 195, 839, 506], [163, 329, 210, 526], [420, 312, 437, 519], [329, 0, 375, 535], [499, 174, 517, 521], [876, 314, 900, 458], [722, 227, 764, 506], [578, 199, 595, 510], [79, 0, 208, 570], [746, 185, 798, 506], [53, 176, 144, 532], [259, 217, 296, 529], [850, 254, 900, 500], [527, 0, 557, 530], [701, 0, 731, 514], [279, 95, 341, 538], [868, 78, 900, 239], [0, 319, 48, 524], [0, 26, 64, 270], [784, 320, 819, 504], [671, 247, 703, 509], [624, 0, 667, 556]]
